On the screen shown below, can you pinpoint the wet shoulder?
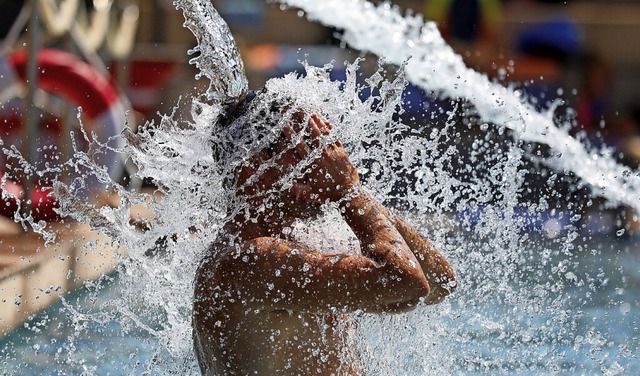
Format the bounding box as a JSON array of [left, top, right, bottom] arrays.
[[194, 239, 234, 278]]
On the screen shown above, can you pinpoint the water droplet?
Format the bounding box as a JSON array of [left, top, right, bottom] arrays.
[[620, 302, 631, 315]]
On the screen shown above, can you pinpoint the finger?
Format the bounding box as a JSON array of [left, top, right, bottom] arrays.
[[323, 118, 333, 132], [309, 116, 323, 138], [295, 140, 312, 160], [289, 110, 306, 133], [277, 148, 303, 172], [291, 109, 304, 122], [247, 149, 270, 168], [272, 126, 296, 156], [314, 115, 333, 135], [283, 125, 294, 140], [257, 165, 281, 190], [304, 117, 323, 149]]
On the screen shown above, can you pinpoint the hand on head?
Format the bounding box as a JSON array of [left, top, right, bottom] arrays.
[[235, 111, 360, 221], [291, 115, 360, 203]]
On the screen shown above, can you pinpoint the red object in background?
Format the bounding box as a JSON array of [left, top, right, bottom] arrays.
[[30, 186, 60, 221], [113, 60, 178, 118], [1, 112, 65, 221], [2, 48, 125, 221], [0, 173, 60, 221], [10, 49, 120, 120]]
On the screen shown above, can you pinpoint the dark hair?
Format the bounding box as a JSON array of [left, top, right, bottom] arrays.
[[217, 90, 259, 129], [211, 88, 291, 189], [211, 90, 259, 165]]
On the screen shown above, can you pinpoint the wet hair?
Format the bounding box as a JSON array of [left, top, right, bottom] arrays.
[[217, 90, 259, 130], [212, 88, 290, 189]]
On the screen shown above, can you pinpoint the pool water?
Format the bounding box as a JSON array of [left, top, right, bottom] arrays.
[[454, 235, 640, 375], [0, 273, 177, 375], [1, 234, 637, 375]]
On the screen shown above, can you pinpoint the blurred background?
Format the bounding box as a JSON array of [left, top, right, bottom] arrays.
[[0, 0, 638, 281], [0, 0, 639, 292], [2, 0, 639, 142], [0, 1, 638, 244]]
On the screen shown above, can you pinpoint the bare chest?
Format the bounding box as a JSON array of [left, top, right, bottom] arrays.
[[196, 305, 357, 375]]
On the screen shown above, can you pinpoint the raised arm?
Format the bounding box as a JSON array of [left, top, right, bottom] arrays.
[[197, 112, 455, 315], [301, 114, 456, 304], [205, 140, 430, 313]]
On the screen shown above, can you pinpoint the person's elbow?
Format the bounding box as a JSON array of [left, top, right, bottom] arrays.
[[399, 269, 432, 309]]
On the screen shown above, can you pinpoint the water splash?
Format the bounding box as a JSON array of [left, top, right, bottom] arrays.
[[53, 59, 420, 373], [35, 60, 631, 374], [174, 0, 248, 105], [275, 0, 640, 214]]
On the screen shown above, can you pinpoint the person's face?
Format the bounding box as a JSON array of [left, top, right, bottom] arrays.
[[234, 133, 322, 225]]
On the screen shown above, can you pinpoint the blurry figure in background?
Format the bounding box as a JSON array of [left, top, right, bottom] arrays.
[[215, 0, 264, 28], [513, 16, 640, 232], [575, 52, 612, 145], [574, 51, 640, 162], [424, 0, 503, 71], [514, 15, 584, 111], [515, 15, 584, 66], [573, 51, 640, 233]]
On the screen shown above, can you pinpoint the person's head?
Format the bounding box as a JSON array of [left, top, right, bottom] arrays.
[[234, 128, 323, 228], [215, 91, 323, 228]]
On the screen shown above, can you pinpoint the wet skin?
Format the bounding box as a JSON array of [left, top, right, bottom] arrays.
[[193, 114, 456, 375]]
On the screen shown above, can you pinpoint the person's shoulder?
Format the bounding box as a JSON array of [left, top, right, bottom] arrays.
[[194, 240, 234, 281], [196, 236, 315, 285], [195, 236, 283, 274]]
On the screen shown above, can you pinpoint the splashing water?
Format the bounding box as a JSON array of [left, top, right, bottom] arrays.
[[0, 0, 638, 375], [175, 0, 249, 104], [276, 0, 640, 214]]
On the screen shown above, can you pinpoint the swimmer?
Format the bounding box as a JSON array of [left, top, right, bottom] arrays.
[[193, 99, 457, 375]]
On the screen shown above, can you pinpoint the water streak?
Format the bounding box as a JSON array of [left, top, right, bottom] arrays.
[[174, 0, 248, 104], [276, 0, 640, 213]]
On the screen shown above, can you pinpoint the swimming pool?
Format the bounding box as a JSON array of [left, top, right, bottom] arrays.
[[1, 234, 637, 375]]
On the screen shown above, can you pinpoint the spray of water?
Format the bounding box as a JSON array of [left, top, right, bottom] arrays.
[[0, 0, 638, 374], [275, 0, 640, 214], [175, 0, 248, 104]]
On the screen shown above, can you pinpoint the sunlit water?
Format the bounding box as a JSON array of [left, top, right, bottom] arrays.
[[277, 0, 640, 213], [1, 235, 638, 374], [1, 0, 639, 374]]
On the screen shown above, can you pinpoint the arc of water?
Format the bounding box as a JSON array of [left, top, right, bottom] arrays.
[[276, 0, 640, 213], [174, 0, 249, 105]]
